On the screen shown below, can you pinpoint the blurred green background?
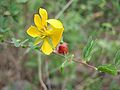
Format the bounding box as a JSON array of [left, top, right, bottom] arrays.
[[0, 0, 120, 90]]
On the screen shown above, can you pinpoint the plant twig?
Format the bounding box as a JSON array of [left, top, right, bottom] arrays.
[[45, 61, 51, 90], [37, 51, 47, 90], [2, 40, 13, 44], [55, 0, 74, 19], [72, 59, 97, 70], [53, 52, 97, 71]]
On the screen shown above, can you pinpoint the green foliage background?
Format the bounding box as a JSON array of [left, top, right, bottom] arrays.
[[0, 0, 120, 90]]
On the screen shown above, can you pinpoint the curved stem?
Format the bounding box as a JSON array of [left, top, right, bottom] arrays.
[[37, 51, 47, 90]]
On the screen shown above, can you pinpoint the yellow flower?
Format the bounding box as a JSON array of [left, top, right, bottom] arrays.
[[27, 8, 64, 55]]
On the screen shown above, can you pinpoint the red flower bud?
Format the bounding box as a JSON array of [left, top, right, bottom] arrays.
[[57, 42, 68, 54]]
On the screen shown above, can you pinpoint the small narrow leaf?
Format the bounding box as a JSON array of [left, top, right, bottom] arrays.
[[20, 39, 29, 46], [60, 59, 68, 73], [12, 38, 29, 47], [60, 65, 64, 72], [97, 64, 117, 75], [82, 37, 96, 62], [12, 38, 21, 47], [114, 50, 120, 66]]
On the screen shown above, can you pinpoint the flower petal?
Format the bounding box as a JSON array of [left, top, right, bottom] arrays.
[[27, 26, 41, 37], [47, 19, 64, 29], [41, 38, 53, 55], [50, 28, 64, 48], [34, 14, 43, 29], [39, 8, 48, 27]]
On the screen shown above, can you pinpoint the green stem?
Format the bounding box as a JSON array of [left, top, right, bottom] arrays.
[[37, 51, 47, 90], [55, 0, 74, 19]]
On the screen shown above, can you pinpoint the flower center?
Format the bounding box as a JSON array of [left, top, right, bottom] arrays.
[[39, 26, 51, 39]]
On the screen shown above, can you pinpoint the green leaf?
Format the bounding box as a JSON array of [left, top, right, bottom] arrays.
[[102, 22, 112, 29], [0, 27, 7, 33], [82, 37, 96, 62], [20, 39, 29, 46], [114, 50, 120, 66], [9, 3, 20, 15], [101, 22, 113, 31], [60, 65, 64, 73], [12, 15, 19, 22], [12, 38, 28, 47], [60, 59, 68, 73], [97, 64, 117, 75], [11, 38, 21, 47]]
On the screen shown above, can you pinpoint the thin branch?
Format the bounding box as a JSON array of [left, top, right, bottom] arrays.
[[55, 0, 74, 19], [3, 40, 13, 44], [19, 48, 30, 61], [72, 59, 97, 70], [1, 40, 13, 46], [37, 51, 47, 90], [53, 52, 97, 71], [49, 60, 73, 75], [1, 40, 30, 48], [45, 61, 51, 90]]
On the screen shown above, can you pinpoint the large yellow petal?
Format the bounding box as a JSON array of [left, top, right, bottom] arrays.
[[39, 8, 48, 27], [50, 28, 64, 48], [47, 19, 64, 29], [34, 14, 43, 29], [27, 26, 41, 38], [41, 38, 53, 55]]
